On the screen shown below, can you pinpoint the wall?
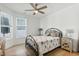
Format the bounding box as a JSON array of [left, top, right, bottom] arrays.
[[27, 16, 40, 36], [0, 4, 40, 49], [40, 4, 79, 52]]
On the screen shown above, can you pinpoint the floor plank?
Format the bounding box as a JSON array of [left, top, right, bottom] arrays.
[[0, 44, 79, 56], [44, 48, 79, 56], [5, 44, 35, 56]]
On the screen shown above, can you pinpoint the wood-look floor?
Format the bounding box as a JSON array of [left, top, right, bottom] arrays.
[[0, 44, 79, 56]]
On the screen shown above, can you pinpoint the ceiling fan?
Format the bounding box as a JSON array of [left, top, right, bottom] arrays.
[[24, 3, 47, 15]]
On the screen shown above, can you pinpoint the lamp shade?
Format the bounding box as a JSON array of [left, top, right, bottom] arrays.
[[1, 27, 10, 34]]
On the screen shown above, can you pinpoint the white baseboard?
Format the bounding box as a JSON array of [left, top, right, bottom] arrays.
[[5, 38, 25, 49]]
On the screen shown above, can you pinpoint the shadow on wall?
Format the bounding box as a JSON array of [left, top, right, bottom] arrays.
[[77, 34, 79, 52]]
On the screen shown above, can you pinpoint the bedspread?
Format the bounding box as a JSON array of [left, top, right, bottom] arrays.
[[26, 36, 60, 55]]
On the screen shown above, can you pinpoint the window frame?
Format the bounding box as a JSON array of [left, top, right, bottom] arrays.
[[0, 12, 13, 38], [16, 17, 27, 38]]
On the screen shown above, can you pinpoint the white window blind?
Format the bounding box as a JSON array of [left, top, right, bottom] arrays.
[[16, 17, 27, 38]]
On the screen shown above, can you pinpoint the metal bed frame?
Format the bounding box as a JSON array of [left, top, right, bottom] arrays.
[[25, 28, 63, 56]]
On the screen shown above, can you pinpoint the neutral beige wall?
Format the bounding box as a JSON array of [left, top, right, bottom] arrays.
[[27, 16, 40, 36]]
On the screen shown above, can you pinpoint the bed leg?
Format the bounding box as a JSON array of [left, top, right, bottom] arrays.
[[35, 52, 43, 56], [39, 54, 43, 56]]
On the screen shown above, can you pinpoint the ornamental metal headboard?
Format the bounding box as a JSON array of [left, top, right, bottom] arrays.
[[45, 28, 62, 38]]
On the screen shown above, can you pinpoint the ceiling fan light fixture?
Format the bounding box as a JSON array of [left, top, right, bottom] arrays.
[[34, 10, 38, 14], [25, 3, 47, 15]]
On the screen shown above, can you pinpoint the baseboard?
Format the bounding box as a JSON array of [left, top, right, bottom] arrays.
[[5, 43, 25, 50]]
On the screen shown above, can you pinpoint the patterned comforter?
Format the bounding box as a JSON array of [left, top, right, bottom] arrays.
[[26, 36, 60, 55]]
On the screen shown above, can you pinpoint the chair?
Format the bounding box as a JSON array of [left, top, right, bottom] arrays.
[[0, 38, 5, 56]]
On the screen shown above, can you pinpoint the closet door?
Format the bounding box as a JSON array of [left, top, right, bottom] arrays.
[[0, 12, 13, 40], [16, 17, 27, 39]]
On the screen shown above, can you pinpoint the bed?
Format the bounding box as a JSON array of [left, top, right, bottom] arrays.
[[25, 28, 62, 56]]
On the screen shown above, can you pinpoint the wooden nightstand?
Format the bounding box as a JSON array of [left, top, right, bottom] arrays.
[[61, 37, 73, 52]]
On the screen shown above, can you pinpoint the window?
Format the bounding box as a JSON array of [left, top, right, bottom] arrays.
[[1, 16, 10, 36], [0, 12, 26, 39], [0, 12, 13, 38], [16, 17, 27, 38]]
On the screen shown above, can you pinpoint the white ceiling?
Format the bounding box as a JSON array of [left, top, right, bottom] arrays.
[[0, 3, 77, 18]]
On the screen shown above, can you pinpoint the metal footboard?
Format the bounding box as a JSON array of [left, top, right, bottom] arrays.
[[25, 28, 63, 56], [25, 35, 39, 55]]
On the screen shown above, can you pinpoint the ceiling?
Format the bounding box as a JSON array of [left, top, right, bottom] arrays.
[[0, 3, 77, 18]]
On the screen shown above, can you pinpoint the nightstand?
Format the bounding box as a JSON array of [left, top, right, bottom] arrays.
[[61, 37, 73, 52]]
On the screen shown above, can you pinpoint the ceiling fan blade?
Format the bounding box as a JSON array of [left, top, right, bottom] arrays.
[[24, 9, 34, 11], [38, 6, 47, 10], [38, 11, 45, 14], [30, 3, 36, 9], [35, 3, 38, 7]]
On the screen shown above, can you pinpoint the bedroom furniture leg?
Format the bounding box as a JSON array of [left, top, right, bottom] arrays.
[[0, 38, 5, 56], [39, 54, 43, 56], [39, 53, 43, 56]]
